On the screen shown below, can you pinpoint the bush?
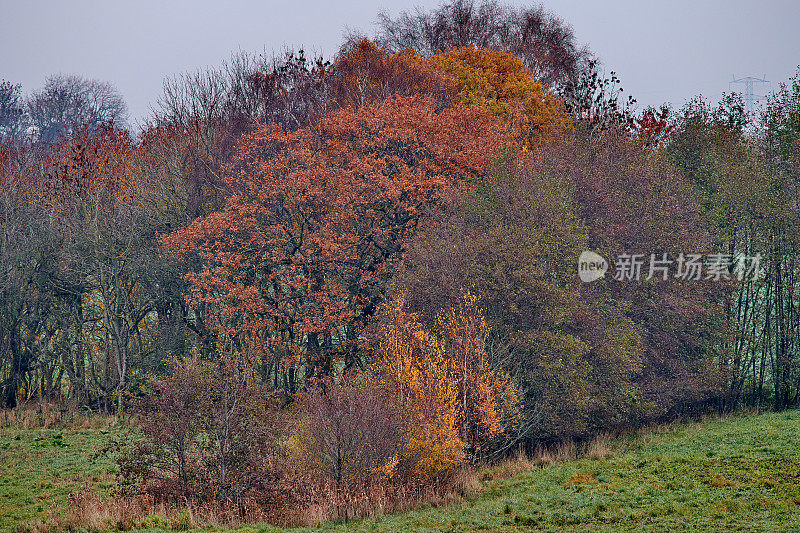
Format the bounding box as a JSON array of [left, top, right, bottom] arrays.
[[298, 375, 401, 489], [291, 374, 403, 521], [118, 349, 289, 517]]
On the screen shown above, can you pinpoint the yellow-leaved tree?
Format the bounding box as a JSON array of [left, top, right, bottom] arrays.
[[377, 302, 465, 479], [436, 291, 518, 455], [429, 46, 571, 142], [375, 292, 519, 478]]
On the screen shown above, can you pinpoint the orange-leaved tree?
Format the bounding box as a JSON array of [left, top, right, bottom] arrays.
[[163, 95, 510, 393], [429, 46, 571, 141], [636, 105, 673, 151]]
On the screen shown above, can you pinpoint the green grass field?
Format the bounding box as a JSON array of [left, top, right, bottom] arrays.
[[0, 425, 117, 532], [2, 410, 800, 532]]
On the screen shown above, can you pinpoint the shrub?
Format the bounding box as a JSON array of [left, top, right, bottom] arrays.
[[299, 374, 401, 488], [119, 345, 289, 517]]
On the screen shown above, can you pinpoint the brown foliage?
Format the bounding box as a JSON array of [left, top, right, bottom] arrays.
[[298, 374, 401, 489], [329, 40, 456, 109], [120, 348, 288, 512]]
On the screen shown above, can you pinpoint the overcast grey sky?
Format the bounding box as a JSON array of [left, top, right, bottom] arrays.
[[2, 0, 799, 126]]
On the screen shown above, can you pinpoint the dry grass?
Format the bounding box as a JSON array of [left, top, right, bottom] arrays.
[[15, 491, 159, 533], [295, 468, 483, 527], [480, 432, 623, 485], [23, 468, 484, 531], [478, 439, 582, 484], [65, 491, 156, 531], [481, 448, 537, 481], [532, 438, 578, 467], [0, 402, 115, 431], [710, 474, 734, 487], [586, 432, 614, 459], [564, 472, 598, 486], [26, 491, 235, 532]]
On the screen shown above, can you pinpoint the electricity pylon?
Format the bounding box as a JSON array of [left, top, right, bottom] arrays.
[[729, 75, 770, 118]]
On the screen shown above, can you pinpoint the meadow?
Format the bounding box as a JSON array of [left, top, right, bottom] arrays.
[[2, 407, 800, 532]]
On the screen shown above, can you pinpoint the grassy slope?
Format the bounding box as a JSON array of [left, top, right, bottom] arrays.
[[286, 410, 800, 533], [2, 410, 800, 532]]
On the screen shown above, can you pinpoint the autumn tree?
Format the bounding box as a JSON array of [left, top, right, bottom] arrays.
[[667, 95, 771, 410], [434, 291, 517, 455], [164, 95, 509, 394], [428, 46, 570, 140], [223, 49, 329, 133], [327, 40, 456, 110], [398, 130, 718, 440], [371, 293, 517, 473], [636, 104, 673, 151], [667, 71, 800, 412], [137, 50, 332, 364], [759, 73, 800, 410], [565, 130, 720, 420], [374, 302, 465, 478], [397, 150, 630, 439]]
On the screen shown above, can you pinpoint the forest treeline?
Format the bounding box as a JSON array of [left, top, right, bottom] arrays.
[[1, 0, 800, 522]]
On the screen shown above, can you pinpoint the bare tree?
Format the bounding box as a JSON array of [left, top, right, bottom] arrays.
[[374, 0, 591, 89], [26, 74, 128, 142], [303, 376, 400, 491], [0, 81, 25, 141], [560, 58, 637, 138], [148, 49, 328, 219]]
